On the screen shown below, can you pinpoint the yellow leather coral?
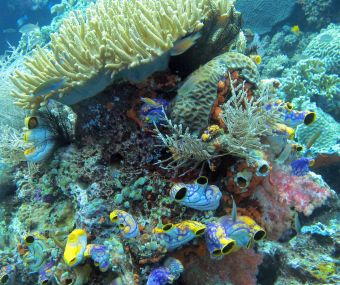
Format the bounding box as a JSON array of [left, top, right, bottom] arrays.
[[11, 0, 236, 110]]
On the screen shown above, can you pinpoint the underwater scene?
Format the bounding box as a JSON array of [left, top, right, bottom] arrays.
[[0, 0, 339, 284]]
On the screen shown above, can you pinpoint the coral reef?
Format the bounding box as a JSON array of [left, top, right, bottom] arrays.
[[0, 62, 26, 129], [155, 68, 279, 175], [179, 248, 263, 285], [0, 4, 338, 284]]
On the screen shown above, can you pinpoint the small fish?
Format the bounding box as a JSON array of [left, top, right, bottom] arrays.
[[19, 23, 40, 34], [291, 25, 300, 34], [170, 32, 201, 56], [250, 54, 262, 65], [306, 130, 322, 149], [231, 195, 237, 222], [2, 28, 17, 34], [140, 97, 162, 108], [294, 212, 301, 234], [17, 15, 28, 27], [140, 98, 169, 125], [33, 77, 66, 97]]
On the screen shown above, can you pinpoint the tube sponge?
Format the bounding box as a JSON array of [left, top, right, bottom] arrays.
[[11, 0, 236, 110]]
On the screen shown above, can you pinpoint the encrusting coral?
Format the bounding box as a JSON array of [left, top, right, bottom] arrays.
[[10, 0, 237, 110]]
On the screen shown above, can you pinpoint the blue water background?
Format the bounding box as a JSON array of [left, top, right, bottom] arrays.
[[0, 0, 59, 54]]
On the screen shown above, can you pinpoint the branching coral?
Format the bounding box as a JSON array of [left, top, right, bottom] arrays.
[[11, 0, 236, 110]]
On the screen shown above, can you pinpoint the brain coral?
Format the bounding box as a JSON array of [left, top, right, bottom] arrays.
[[303, 23, 340, 74], [170, 52, 259, 134], [11, 0, 236, 110]]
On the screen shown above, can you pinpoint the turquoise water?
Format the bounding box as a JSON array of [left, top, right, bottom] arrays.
[[0, 1, 339, 284]]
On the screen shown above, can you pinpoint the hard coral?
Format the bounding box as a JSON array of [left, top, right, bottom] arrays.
[[170, 52, 259, 135], [11, 0, 236, 110], [303, 23, 340, 74]]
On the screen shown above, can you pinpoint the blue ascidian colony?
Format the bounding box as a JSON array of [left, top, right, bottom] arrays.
[[0, 0, 339, 284]]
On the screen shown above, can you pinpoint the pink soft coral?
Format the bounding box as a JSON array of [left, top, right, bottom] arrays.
[[254, 183, 293, 240], [264, 163, 334, 216]]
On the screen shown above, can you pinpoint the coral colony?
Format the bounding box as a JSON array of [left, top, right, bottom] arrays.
[[0, 0, 338, 284]]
